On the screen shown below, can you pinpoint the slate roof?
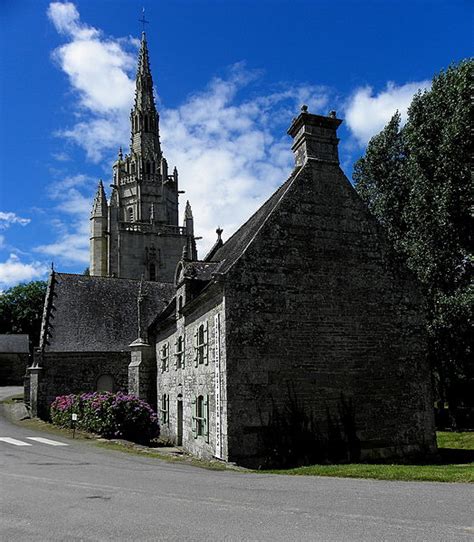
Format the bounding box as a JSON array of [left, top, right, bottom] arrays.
[[0, 334, 29, 353], [183, 261, 220, 282], [42, 273, 174, 352], [209, 169, 299, 274]]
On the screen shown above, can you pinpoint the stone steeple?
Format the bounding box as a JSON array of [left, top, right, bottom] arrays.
[[130, 32, 162, 159], [91, 180, 107, 217], [89, 30, 196, 282], [90, 180, 108, 276]]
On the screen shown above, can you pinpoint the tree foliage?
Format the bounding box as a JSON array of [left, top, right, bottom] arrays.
[[0, 280, 47, 347], [353, 59, 473, 423]]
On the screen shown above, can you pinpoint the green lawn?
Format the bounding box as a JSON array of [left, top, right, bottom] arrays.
[[268, 432, 474, 483], [437, 431, 474, 450]]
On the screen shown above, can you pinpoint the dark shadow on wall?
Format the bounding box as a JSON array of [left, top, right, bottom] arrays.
[[260, 384, 360, 469]]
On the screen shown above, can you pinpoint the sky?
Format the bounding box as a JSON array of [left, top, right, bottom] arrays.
[[0, 0, 471, 289]]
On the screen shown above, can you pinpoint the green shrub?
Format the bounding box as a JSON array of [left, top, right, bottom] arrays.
[[50, 392, 160, 444]]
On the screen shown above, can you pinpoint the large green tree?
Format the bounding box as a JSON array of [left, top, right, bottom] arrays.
[[0, 280, 47, 347], [353, 59, 473, 425]]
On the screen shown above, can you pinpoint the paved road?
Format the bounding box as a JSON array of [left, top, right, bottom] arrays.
[[0, 390, 472, 541]]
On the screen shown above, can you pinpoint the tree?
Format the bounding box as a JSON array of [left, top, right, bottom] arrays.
[[0, 280, 47, 347], [353, 59, 473, 425]]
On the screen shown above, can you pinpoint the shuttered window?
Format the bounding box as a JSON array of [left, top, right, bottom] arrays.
[[192, 395, 209, 442], [160, 342, 169, 373], [174, 335, 185, 369], [160, 394, 169, 426], [194, 321, 209, 367]]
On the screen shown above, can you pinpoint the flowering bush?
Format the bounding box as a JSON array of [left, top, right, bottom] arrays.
[[50, 392, 160, 444]]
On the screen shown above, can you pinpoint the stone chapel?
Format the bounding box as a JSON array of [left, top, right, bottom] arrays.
[[27, 32, 437, 467]]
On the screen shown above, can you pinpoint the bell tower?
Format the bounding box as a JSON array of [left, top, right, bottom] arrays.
[[89, 32, 196, 282]]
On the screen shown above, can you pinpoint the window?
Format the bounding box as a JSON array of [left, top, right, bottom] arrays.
[[128, 207, 134, 222], [192, 395, 209, 441], [194, 321, 208, 366], [160, 394, 169, 426], [149, 263, 156, 282], [174, 335, 185, 369], [160, 342, 169, 372], [178, 295, 183, 313]]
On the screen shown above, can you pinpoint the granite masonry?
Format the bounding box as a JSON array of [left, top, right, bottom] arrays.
[[27, 32, 436, 467]]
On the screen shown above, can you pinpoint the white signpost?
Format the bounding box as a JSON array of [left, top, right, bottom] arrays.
[[214, 313, 222, 459]]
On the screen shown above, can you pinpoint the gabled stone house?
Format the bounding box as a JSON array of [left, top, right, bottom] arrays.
[[150, 109, 436, 467], [27, 30, 436, 467]]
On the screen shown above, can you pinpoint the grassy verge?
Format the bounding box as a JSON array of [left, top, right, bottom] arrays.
[[267, 432, 474, 483], [267, 462, 473, 483], [14, 416, 474, 482], [18, 417, 231, 471], [0, 394, 24, 404], [437, 431, 474, 449]]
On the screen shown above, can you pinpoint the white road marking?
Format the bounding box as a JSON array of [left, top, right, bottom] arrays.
[[26, 437, 69, 446], [0, 437, 32, 446]]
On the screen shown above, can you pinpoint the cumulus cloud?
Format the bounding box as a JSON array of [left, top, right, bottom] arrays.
[[0, 254, 49, 289], [0, 211, 31, 230], [161, 67, 328, 250], [345, 80, 430, 146], [47, 1, 136, 162], [34, 174, 94, 265]]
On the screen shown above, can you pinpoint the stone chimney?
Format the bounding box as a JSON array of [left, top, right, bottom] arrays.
[[287, 106, 342, 167]]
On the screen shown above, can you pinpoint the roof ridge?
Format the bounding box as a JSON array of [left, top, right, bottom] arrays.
[[212, 165, 303, 275]]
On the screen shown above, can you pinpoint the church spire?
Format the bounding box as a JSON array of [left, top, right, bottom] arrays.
[[91, 180, 107, 217], [130, 31, 161, 158]]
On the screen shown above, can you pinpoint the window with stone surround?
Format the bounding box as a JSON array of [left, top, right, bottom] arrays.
[[192, 395, 209, 441], [160, 342, 169, 372], [160, 394, 169, 426], [194, 321, 208, 366], [174, 335, 185, 369]]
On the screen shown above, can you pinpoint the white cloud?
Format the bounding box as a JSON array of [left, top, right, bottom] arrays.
[[34, 174, 94, 265], [345, 80, 430, 146], [0, 254, 49, 289], [0, 211, 31, 230], [47, 1, 136, 162], [161, 67, 328, 251]]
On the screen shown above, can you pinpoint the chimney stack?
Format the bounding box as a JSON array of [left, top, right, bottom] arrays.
[[287, 106, 342, 167]]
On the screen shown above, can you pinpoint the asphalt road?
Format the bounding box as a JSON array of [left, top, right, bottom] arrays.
[[0, 388, 472, 541]]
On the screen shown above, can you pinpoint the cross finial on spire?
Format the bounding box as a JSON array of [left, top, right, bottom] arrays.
[[139, 8, 149, 32]]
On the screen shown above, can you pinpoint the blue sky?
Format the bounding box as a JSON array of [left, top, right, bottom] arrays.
[[0, 0, 471, 288]]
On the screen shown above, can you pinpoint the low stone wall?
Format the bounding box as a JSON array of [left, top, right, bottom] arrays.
[[31, 351, 131, 418]]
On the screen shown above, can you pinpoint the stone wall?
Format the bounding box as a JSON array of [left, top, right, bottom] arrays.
[[33, 351, 130, 418], [155, 287, 228, 461], [223, 161, 436, 467], [0, 353, 29, 385]]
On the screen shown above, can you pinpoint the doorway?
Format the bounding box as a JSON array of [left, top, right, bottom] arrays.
[[177, 395, 183, 446]]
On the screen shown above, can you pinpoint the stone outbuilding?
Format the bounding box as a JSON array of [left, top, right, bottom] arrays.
[[151, 108, 436, 467], [0, 334, 30, 385]]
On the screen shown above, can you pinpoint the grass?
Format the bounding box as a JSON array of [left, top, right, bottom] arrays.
[[0, 393, 24, 405], [13, 415, 474, 482], [437, 431, 474, 450], [267, 462, 473, 483], [267, 431, 474, 483]]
